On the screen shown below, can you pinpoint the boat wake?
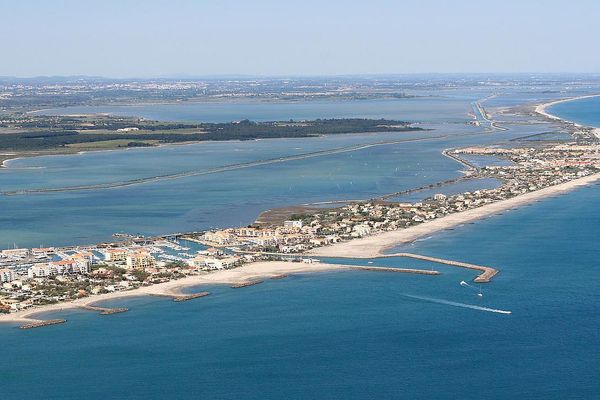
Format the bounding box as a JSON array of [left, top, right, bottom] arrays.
[[401, 294, 512, 314]]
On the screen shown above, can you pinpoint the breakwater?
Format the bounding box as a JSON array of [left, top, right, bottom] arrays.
[[79, 305, 129, 315], [172, 291, 210, 302], [344, 265, 440, 275], [383, 253, 497, 283], [19, 319, 66, 329], [231, 280, 264, 288]]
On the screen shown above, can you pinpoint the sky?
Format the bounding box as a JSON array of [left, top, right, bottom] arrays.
[[2, 0, 599, 77]]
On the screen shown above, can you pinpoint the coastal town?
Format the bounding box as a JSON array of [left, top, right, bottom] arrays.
[[2, 121, 600, 316]]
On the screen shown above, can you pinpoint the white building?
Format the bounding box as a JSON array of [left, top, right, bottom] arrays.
[[351, 224, 372, 237], [0, 268, 15, 283], [284, 220, 303, 229], [27, 259, 91, 278], [103, 248, 128, 262], [1, 248, 29, 258], [126, 252, 155, 270]]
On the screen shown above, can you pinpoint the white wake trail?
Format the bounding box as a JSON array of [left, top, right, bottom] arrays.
[[402, 294, 512, 315]]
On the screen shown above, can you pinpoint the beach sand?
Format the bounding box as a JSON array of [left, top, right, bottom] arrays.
[[535, 94, 600, 123], [0, 261, 346, 324], [308, 172, 600, 258]]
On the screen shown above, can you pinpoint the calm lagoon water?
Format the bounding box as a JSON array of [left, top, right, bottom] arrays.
[[0, 120, 547, 248], [3, 93, 555, 248]]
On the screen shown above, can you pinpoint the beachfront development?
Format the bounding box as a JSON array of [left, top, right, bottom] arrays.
[[2, 106, 599, 324]]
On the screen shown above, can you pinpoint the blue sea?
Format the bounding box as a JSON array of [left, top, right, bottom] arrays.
[[547, 95, 600, 127], [2, 180, 599, 399], [2, 92, 600, 399]]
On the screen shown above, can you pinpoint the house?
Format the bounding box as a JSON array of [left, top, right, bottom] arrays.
[[284, 220, 303, 229]]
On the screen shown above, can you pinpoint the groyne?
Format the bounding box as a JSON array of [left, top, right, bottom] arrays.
[[79, 305, 129, 315], [149, 291, 211, 302], [231, 280, 264, 288], [19, 319, 66, 329], [172, 291, 210, 302]]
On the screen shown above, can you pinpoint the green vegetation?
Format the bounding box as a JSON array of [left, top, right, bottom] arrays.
[[0, 115, 422, 152]]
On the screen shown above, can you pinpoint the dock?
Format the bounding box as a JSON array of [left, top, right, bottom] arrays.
[[231, 280, 264, 288], [19, 319, 66, 329]]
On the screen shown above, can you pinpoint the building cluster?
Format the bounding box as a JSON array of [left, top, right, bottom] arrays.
[[0, 238, 259, 313], [196, 141, 600, 255], [3, 139, 600, 314], [202, 220, 342, 253]]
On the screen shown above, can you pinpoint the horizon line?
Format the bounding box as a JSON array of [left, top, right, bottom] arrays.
[[2, 72, 600, 81]]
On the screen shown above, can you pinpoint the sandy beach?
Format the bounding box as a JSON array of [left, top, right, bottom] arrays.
[[0, 261, 346, 324], [308, 172, 600, 258], [535, 94, 600, 123]]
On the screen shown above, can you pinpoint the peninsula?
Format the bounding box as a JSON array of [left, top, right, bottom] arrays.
[[2, 98, 600, 327]]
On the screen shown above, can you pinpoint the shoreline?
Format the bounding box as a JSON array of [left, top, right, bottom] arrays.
[[0, 261, 348, 324], [534, 94, 600, 126], [307, 172, 600, 258]]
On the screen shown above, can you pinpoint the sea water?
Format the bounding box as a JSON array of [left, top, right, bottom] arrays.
[[547, 96, 600, 127], [1, 93, 599, 399], [1, 181, 599, 399]]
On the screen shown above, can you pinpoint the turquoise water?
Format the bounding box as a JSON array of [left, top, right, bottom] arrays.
[[2, 181, 599, 399], [547, 96, 600, 127]]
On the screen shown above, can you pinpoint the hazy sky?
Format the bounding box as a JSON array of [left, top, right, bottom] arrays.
[[2, 0, 599, 77]]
